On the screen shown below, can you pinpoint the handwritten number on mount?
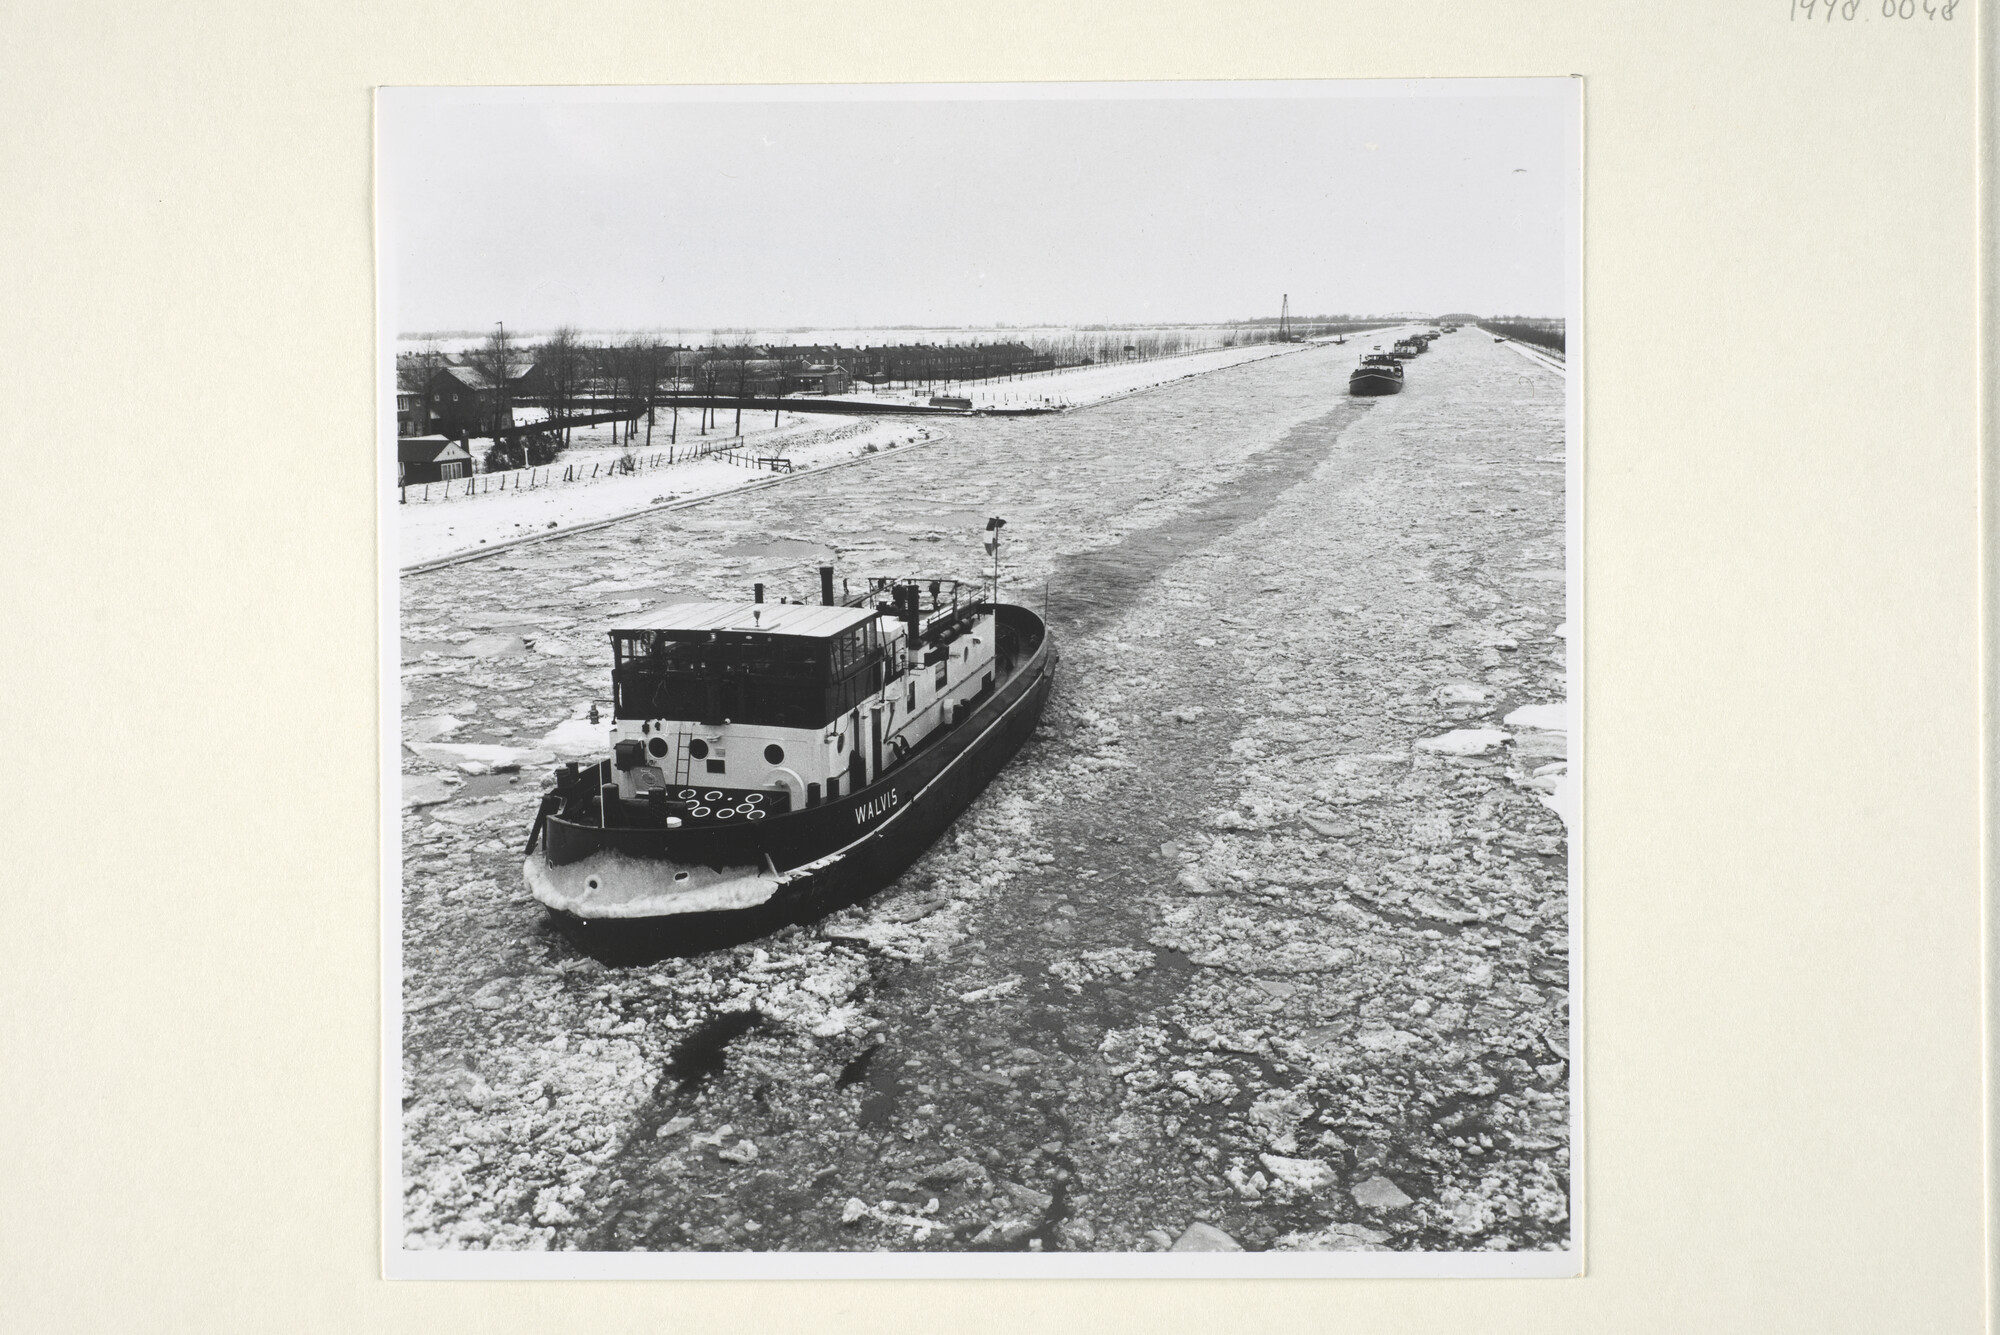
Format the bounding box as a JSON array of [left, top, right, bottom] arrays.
[[1791, 0, 1956, 17]]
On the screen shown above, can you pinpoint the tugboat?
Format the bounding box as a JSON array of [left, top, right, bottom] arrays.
[[523, 556, 1057, 950], [1390, 338, 1421, 360], [1348, 351, 1405, 396]]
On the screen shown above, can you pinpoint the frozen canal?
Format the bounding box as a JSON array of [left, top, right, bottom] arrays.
[[397, 330, 1572, 1254]]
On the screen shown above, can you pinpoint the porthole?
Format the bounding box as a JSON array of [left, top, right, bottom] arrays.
[[764, 743, 785, 764], [688, 738, 709, 760], [646, 737, 669, 758]]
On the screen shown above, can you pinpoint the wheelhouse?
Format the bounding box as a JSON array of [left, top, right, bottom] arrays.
[[611, 608, 887, 730], [588, 582, 1004, 825]]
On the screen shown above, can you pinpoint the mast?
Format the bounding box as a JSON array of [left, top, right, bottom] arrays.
[[984, 516, 1006, 605]]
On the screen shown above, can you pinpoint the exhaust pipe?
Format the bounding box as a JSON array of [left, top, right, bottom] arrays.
[[753, 582, 765, 604], [820, 564, 836, 607]]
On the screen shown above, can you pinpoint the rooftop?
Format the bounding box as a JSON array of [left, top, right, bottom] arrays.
[[614, 600, 880, 639], [397, 436, 471, 463]]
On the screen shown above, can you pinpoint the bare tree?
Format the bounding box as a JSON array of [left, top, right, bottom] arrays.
[[538, 325, 587, 448], [696, 355, 722, 436], [728, 335, 760, 438], [667, 347, 690, 448], [623, 340, 668, 449], [395, 339, 448, 393], [465, 322, 519, 437]]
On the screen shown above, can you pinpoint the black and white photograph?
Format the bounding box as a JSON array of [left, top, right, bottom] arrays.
[[381, 80, 1580, 1277]]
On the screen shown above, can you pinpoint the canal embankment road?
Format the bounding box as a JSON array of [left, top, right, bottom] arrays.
[[396, 327, 1570, 1254]]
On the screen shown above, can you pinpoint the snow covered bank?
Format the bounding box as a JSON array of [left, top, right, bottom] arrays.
[[1498, 340, 1564, 377], [397, 419, 937, 568]]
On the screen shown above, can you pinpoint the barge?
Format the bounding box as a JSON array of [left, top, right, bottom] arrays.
[[523, 559, 1057, 949], [1349, 351, 1405, 396]]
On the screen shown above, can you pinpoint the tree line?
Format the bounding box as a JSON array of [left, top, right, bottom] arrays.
[[1476, 318, 1566, 356]]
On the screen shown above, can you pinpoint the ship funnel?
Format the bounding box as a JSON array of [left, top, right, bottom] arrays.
[[819, 565, 835, 606], [753, 582, 765, 604]]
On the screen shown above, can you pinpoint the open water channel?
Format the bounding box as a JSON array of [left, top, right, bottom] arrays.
[[398, 331, 1572, 1254]]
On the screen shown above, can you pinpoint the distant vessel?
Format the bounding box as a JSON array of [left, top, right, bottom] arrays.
[[1349, 352, 1405, 396], [523, 558, 1057, 948], [1391, 338, 1421, 360]]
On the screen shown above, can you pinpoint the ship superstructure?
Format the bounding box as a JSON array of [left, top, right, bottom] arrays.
[[523, 561, 1057, 944]]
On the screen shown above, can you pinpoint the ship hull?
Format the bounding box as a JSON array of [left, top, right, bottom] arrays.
[[1348, 370, 1404, 396], [524, 607, 1057, 950]]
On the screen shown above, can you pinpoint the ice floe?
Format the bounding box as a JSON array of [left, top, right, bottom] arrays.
[[1415, 728, 1511, 756], [408, 741, 556, 770], [1503, 703, 1567, 731], [535, 717, 610, 759]]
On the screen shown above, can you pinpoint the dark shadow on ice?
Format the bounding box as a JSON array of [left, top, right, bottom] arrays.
[[662, 1009, 764, 1094], [1043, 397, 1372, 636]]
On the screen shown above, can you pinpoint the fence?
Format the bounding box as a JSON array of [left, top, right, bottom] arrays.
[[396, 422, 873, 503]]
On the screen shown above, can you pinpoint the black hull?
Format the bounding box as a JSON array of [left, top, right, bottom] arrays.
[[1348, 372, 1404, 396], [525, 605, 1057, 949]]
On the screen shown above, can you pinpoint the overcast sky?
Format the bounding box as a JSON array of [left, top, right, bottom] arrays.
[[381, 83, 1574, 336]]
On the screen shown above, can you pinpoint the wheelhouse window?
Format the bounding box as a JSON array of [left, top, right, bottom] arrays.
[[611, 625, 884, 728]]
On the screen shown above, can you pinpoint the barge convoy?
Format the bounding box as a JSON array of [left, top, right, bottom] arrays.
[[523, 553, 1057, 948]]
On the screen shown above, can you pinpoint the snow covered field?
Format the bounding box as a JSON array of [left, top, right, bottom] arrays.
[[396, 328, 1570, 1256]]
